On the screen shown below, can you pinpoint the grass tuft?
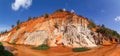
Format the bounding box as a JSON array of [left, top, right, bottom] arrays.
[[72, 47, 90, 52], [33, 44, 49, 50]]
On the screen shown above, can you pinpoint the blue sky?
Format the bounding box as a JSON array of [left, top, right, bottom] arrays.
[[0, 0, 120, 33]]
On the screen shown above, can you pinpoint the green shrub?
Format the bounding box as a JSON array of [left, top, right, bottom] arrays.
[[11, 42, 16, 45], [17, 20, 20, 25], [0, 30, 8, 34], [96, 24, 120, 40], [0, 45, 4, 51], [72, 47, 90, 52], [88, 20, 96, 29], [16, 26, 20, 30], [44, 13, 49, 18], [7, 42, 16, 45], [0, 42, 2, 45], [0, 42, 14, 56], [11, 25, 15, 28], [55, 9, 64, 12], [33, 44, 49, 50], [0, 50, 14, 56], [27, 16, 32, 21]]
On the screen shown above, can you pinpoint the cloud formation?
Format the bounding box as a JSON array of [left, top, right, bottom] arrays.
[[115, 16, 120, 22], [11, 0, 32, 11]]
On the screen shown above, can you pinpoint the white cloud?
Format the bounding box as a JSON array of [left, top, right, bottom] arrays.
[[115, 16, 120, 22], [11, 0, 32, 11]]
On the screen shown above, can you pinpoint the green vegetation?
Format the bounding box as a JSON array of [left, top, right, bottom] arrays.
[[27, 16, 32, 21], [88, 20, 96, 29], [17, 20, 20, 25], [0, 30, 8, 34], [11, 42, 16, 45], [11, 25, 15, 28], [33, 44, 49, 50], [16, 20, 21, 30], [7, 42, 16, 45], [96, 24, 120, 39], [0, 42, 2, 45], [88, 19, 120, 40], [16, 26, 20, 30], [55, 9, 64, 12], [0, 42, 14, 56], [27, 16, 38, 21], [55, 9, 70, 13], [44, 13, 49, 18], [72, 47, 90, 52]]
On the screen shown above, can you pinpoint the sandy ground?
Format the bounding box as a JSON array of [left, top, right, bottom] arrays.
[[2, 42, 120, 56]]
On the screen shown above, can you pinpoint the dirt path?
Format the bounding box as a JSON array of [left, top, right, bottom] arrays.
[[2, 42, 120, 56]]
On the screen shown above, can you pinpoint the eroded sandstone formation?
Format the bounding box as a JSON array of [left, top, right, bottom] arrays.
[[0, 10, 118, 48]]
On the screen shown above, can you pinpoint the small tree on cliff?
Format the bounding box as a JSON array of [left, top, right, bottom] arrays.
[[44, 13, 49, 18], [11, 25, 14, 28], [16, 20, 21, 30], [27, 16, 32, 21], [55, 9, 64, 12], [0, 30, 8, 34], [17, 20, 20, 25]]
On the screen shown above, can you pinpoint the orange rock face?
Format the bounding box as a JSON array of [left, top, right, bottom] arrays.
[[103, 40, 112, 46], [0, 10, 118, 48]]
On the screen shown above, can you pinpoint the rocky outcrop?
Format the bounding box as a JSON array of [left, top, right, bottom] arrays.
[[23, 30, 48, 46], [0, 10, 118, 48]]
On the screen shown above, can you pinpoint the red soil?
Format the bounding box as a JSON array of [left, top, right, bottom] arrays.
[[2, 42, 120, 56]]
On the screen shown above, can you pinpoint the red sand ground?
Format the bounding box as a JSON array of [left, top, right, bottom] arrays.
[[2, 42, 120, 56]]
